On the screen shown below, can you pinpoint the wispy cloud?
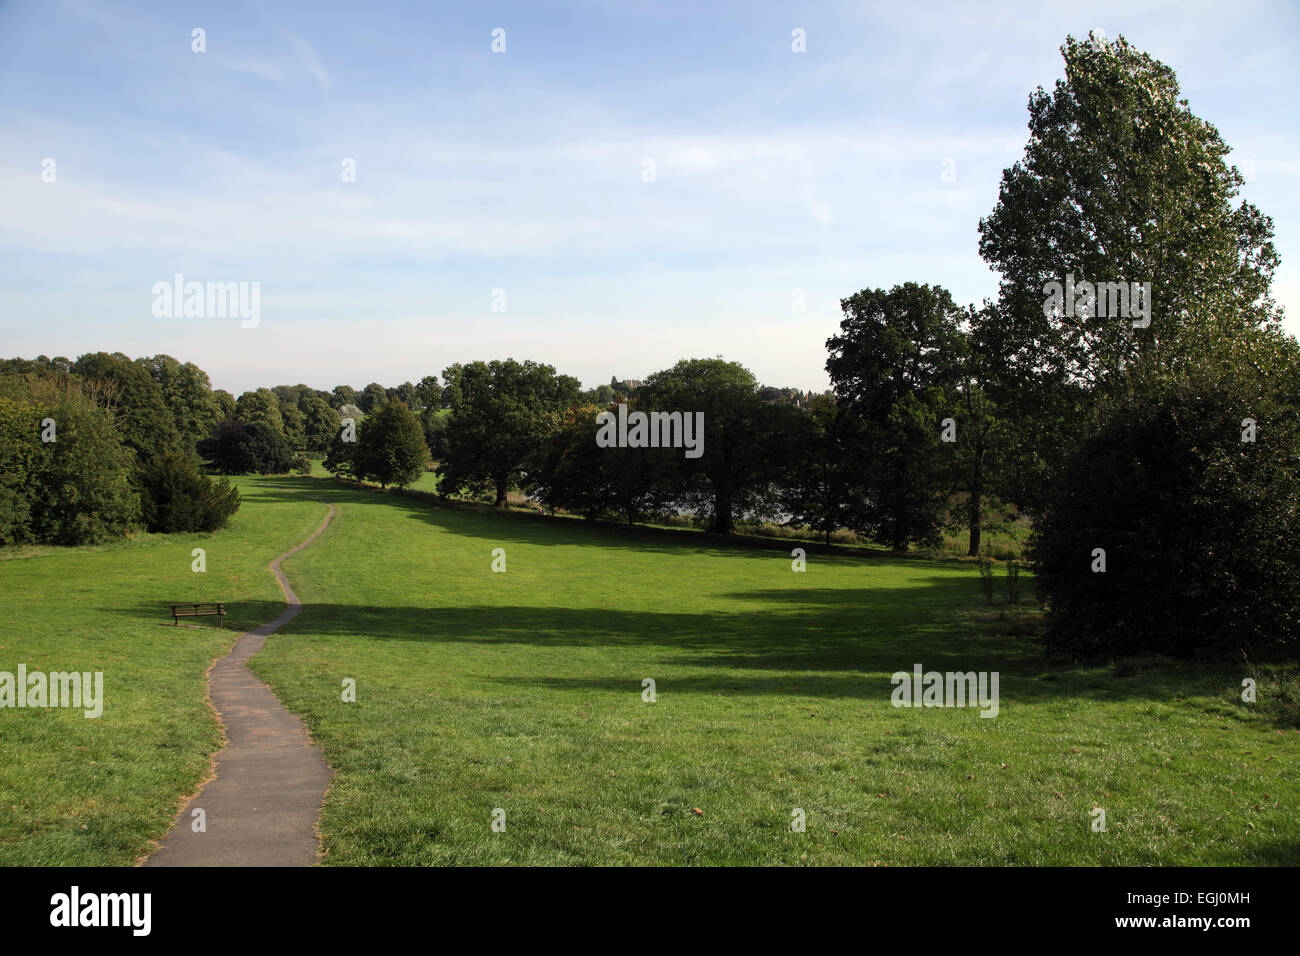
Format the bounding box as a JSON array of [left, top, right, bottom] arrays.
[[221, 59, 285, 82], [284, 32, 330, 92], [0, 0, 1295, 394]]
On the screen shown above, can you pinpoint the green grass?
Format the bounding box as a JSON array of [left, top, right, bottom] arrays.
[[2, 473, 1296, 866], [249, 477, 1299, 866], [0, 477, 328, 865]]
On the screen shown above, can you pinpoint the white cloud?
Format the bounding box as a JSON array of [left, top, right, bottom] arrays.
[[285, 32, 330, 92]]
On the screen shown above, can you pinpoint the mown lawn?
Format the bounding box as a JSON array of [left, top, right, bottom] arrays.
[[250, 477, 1299, 866], [0, 478, 329, 865], [2, 472, 1295, 866]]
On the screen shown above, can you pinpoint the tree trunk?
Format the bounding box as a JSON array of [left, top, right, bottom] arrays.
[[495, 479, 508, 507], [712, 491, 733, 534], [967, 443, 986, 557]]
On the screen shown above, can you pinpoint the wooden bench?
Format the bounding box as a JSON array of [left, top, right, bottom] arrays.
[[170, 602, 226, 628]]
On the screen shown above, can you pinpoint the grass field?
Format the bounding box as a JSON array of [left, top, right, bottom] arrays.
[[0, 478, 327, 865], [256, 478, 1297, 865], [2, 474, 1296, 866]]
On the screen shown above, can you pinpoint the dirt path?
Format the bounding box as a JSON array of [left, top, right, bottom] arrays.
[[143, 502, 336, 867]]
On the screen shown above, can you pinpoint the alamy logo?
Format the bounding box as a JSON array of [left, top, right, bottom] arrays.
[[596, 403, 704, 459], [1043, 273, 1151, 328], [0, 665, 103, 718], [50, 886, 150, 936], [890, 664, 999, 718], [151, 273, 260, 328]]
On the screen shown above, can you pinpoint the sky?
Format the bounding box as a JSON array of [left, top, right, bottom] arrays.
[[1, 0, 1297, 396]]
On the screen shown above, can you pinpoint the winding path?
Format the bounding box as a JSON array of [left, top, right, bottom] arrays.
[[143, 502, 336, 867]]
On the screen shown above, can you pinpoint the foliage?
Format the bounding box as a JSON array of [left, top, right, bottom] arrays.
[[826, 283, 965, 549], [138, 450, 240, 533], [200, 420, 297, 475], [977, 548, 995, 605], [234, 388, 285, 436], [355, 401, 429, 488], [1031, 341, 1300, 661], [1005, 559, 1021, 605], [440, 359, 580, 506], [636, 357, 783, 533], [28, 394, 139, 545]]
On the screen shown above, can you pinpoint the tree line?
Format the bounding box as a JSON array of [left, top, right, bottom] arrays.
[[2, 34, 1296, 662], [328, 35, 1300, 662]]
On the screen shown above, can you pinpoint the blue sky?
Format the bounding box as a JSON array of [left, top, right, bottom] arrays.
[[1, 0, 1297, 395]]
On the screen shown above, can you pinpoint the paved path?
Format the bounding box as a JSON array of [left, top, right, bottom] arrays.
[[143, 502, 336, 867]]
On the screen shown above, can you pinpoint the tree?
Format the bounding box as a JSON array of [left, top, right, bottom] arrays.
[[528, 404, 608, 518], [279, 400, 307, 450], [28, 393, 139, 545], [200, 421, 296, 474], [528, 401, 672, 524], [582, 383, 615, 405], [332, 385, 358, 409], [235, 388, 285, 436], [420, 407, 449, 460], [978, 33, 1281, 392], [212, 389, 236, 421], [301, 395, 341, 454], [0, 396, 43, 544], [440, 359, 581, 506], [825, 283, 965, 550], [73, 351, 182, 469], [137, 355, 220, 450], [1031, 333, 1300, 661], [138, 450, 240, 533], [392, 381, 419, 409], [323, 424, 358, 480], [415, 375, 443, 411], [359, 383, 388, 414], [948, 305, 1013, 555], [355, 402, 429, 488], [636, 358, 782, 534], [779, 395, 867, 544]]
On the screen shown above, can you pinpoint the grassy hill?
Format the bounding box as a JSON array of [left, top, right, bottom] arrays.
[[0, 478, 325, 865], [1, 473, 1295, 865]]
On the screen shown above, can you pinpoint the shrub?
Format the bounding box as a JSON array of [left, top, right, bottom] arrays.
[[977, 548, 995, 605], [1005, 559, 1021, 605], [29, 397, 139, 545], [1032, 370, 1300, 661], [138, 451, 240, 533]]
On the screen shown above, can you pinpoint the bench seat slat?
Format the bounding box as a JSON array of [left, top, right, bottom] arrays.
[[169, 602, 226, 627]]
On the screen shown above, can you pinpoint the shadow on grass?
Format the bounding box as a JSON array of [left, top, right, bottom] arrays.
[[130, 476, 1252, 709], [238, 475, 963, 566], [102, 588, 1252, 708]]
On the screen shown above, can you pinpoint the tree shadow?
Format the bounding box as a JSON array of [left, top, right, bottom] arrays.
[[98, 586, 1250, 708], [99, 475, 1258, 710]]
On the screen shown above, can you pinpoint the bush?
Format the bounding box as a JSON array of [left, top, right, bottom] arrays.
[[0, 397, 41, 544], [138, 451, 240, 533], [1032, 372, 1300, 661], [1005, 559, 1021, 605], [0, 391, 139, 546], [30, 397, 139, 545], [977, 549, 995, 605]]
